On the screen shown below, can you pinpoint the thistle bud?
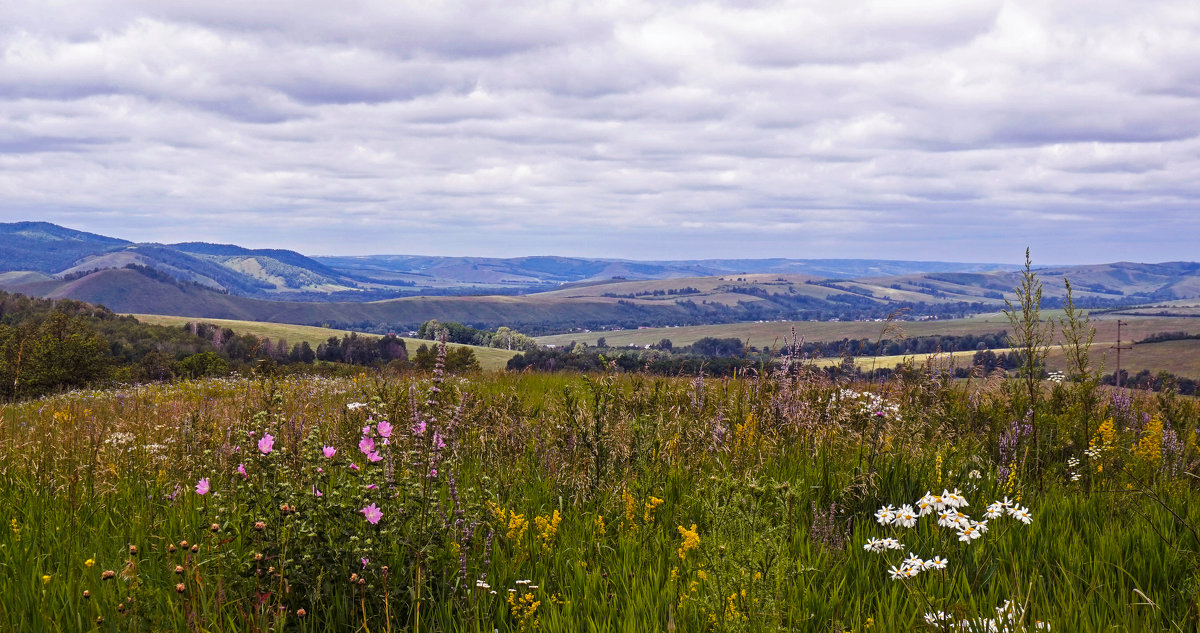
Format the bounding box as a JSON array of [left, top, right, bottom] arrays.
[[175, 565, 184, 574], [297, 608, 307, 618], [83, 590, 90, 599], [128, 545, 138, 556], [175, 583, 186, 593], [210, 523, 220, 532]]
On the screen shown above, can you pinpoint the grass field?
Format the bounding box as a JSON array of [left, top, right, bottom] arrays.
[[3, 369, 1199, 631], [131, 314, 519, 371], [537, 313, 1200, 351]]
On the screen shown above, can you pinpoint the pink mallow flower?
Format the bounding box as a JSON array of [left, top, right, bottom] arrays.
[[367, 451, 382, 463], [237, 464, 247, 478], [413, 421, 427, 436], [361, 425, 372, 436], [361, 557, 370, 568], [376, 421, 393, 438], [361, 503, 382, 524], [258, 433, 275, 454], [359, 436, 375, 455], [349, 463, 359, 471], [312, 486, 323, 497], [195, 478, 210, 495], [323, 446, 336, 458]]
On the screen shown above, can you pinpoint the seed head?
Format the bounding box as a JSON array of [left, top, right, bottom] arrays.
[[128, 545, 138, 556], [254, 521, 266, 531], [175, 582, 186, 593], [254, 552, 264, 561], [191, 544, 199, 553], [168, 544, 177, 553], [297, 608, 307, 618], [174, 565, 184, 574], [210, 523, 220, 532], [101, 570, 116, 580], [83, 590, 90, 599]]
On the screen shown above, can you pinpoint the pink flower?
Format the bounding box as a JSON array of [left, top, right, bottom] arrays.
[[366, 484, 378, 490], [367, 451, 382, 463], [376, 421, 393, 438], [312, 486, 323, 497], [237, 464, 247, 479], [361, 425, 372, 436], [322, 446, 336, 458], [361, 503, 382, 524], [433, 433, 446, 449], [316, 467, 324, 474], [359, 437, 375, 455], [427, 468, 438, 478], [361, 557, 369, 568], [413, 421, 427, 435], [195, 478, 210, 495], [258, 433, 274, 454], [349, 463, 359, 471]]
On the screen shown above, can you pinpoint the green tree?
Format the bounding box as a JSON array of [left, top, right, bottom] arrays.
[[177, 351, 230, 379]]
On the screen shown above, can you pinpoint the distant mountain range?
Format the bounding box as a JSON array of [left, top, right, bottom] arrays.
[[0, 221, 1019, 297], [2, 221, 1199, 335]]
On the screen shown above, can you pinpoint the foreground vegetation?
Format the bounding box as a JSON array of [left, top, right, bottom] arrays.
[[3, 341, 1199, 631]]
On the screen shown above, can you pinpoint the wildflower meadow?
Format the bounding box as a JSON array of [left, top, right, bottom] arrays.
[[3, 343, 1200, 631]]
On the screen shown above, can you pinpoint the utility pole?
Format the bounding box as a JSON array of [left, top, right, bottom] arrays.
[[1111, 320, 1132, 388]]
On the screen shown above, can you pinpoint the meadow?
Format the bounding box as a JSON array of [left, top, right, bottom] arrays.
[[3, 340, 1199, 632], [129, 314, 520, 371]]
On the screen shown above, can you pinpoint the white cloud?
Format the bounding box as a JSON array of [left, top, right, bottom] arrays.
[[0, 0, 1197, 263]]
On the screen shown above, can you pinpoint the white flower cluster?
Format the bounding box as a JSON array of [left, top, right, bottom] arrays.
[[888, 553, 948, 580], [837, 389, 901, 420], [862, 537, 904, 553], [1065, 456, 1082, 482], [982, 497, 1032, 525], [926, 600, 1051, 631], [866, 490, 1035, 580]]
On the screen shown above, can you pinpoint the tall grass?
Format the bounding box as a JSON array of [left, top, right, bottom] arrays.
[[2, 360, 1198, 631]]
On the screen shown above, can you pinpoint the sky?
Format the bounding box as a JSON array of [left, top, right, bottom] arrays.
[[1, 1, 1198, 263]]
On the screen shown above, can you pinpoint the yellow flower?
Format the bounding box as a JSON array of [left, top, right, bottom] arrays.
[[677, 524, 700, 560], [696, 569, 708, 581], [643, 496, 664, 524], [592, 514, 607, 537], [85, 559, 95, 568], [42, 575, 51, 585], [622, 491, 638, 534], [534, 510, 562, 550]]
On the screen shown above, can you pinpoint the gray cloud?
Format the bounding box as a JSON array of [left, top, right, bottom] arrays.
[[0, 0, 1198, 264]]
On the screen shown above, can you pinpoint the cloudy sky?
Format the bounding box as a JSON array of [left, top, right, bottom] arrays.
[[1, 1, 1197, 263]]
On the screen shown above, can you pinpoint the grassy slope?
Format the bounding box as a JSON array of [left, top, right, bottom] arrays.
[[537, 313, 1200, 348], [130, 314, 518, 371]]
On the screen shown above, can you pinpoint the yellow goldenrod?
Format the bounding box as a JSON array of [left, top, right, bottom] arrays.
[[622, 491, 638, 534], [643, 496, 664, 524], [506, 590, 540, 632], [534, 510, 561, 550], [677, 524, 700, 560], [1133, 418, 1164, 467]]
